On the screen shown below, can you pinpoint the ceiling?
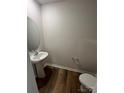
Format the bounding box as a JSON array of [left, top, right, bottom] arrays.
[[36, 0, 65, 4]]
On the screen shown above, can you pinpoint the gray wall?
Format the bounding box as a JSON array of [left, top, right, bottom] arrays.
[[41, 0, 97, 73]]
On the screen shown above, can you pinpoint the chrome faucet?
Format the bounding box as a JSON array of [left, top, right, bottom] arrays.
[[34, 50, 38, 55], [32, 50, 38, 55]]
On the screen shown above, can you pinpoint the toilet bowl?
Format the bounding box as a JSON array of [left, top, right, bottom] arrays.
[[79, 73, 97, 93]]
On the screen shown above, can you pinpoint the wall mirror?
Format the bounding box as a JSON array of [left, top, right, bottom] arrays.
[[27, 17, 40, 51]]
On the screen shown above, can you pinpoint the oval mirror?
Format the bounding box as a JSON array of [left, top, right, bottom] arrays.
[[27, 17, 40, 51]]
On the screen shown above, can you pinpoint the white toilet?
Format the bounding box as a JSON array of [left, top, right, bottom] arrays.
[[79, 73, 97, 93]]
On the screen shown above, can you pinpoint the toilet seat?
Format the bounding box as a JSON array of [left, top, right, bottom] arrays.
[[79, 73, 96, 89]]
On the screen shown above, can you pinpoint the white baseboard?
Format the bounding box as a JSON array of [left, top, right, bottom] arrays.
[[45, 63, 86, 73], [45, 63, 96, 76]]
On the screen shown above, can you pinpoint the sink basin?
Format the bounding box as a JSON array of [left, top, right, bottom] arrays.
[[30, 51, 48, 64]]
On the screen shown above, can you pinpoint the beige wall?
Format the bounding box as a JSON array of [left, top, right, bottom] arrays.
[[41, 0, 97, 73]]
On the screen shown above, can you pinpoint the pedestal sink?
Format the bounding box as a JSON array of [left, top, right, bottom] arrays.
[[29, 51, 48, 78], [30, 51, 48, 64]]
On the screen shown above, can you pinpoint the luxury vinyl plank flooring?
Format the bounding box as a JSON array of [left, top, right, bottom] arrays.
[[51, 69, 67, 93], [66, 71, 80, 93], [38, 66, 85, 93]]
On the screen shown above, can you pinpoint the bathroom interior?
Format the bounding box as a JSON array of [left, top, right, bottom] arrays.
[[27, 0, 97, 93]]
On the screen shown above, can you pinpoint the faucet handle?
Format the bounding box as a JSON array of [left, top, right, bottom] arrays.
[[37, 48, 42, 52]]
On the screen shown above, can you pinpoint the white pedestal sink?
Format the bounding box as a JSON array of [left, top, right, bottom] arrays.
[[29, 51, 48, 78]]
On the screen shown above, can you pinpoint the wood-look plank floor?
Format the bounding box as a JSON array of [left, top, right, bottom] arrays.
[[36, 66, 88, 93]]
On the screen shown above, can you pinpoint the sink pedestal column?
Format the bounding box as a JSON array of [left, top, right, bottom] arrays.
[[39, 61, 46, 78], [33, 61, 46, 78], [40, 66, 45, 78]]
